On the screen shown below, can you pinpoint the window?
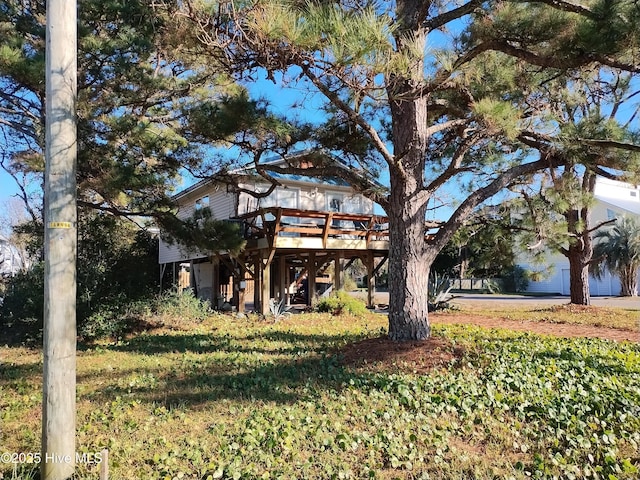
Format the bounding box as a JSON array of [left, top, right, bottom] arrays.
[[259, 187, 299, 210], [327, 192, 344, 212], [195, 196, 209, 210], [606, 209, 618, 220], [631, 191, 638, 197]]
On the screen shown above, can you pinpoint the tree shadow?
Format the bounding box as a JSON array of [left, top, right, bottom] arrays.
[[78, 330, 371, 407], [0, 361, 42, 383], [104, 330, 363, 356], [80, 351, 352, 406]]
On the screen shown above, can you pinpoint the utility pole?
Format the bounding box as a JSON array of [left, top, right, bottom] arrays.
[[42, 0, 77, 478]]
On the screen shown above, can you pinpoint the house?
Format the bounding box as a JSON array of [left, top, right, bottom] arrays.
[[519, 176, 640, 296], [159, 152, 389, 313]]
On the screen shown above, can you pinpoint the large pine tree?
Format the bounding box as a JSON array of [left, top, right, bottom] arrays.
[[182, 0, 640, 340]]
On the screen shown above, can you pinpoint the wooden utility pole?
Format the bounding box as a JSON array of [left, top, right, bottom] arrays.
[[41, 0, 77, 479]]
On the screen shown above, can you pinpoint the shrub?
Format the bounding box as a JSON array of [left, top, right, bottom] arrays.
[[503, 265, 531, 293], [342, 275, 357, 292], [154, 289, 213, 326], [315, 290, 368, 316], [428, 272, 453, 311], [0, 263, 45, 344]]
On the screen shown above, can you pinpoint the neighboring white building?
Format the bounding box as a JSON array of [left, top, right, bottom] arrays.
[[519, 176, 640, 296], [0, 236, 24, 277]]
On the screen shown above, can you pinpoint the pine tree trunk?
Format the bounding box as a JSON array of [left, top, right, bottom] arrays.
[[567, 246, 590, 305], [564, 182, 595, 306], [387, 175, 432, 341]]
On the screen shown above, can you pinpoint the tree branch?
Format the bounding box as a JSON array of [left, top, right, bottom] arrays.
[[301, 66, 395, 166], [424, 1, 483, 31], [578, 138, 640, 152], [430, 153, 567, 252]]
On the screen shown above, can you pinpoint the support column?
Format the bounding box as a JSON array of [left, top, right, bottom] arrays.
[[254, 256, 262, 313], [234, 261, 247, 313], [285, 264, 291, 306], [262, 256, 271, 314], [334, 251, 344, 292], [278, 255, 286, 302], [308, 252, 316, 307], [366, 252, 375, 309], [212, 257, 220, 308]]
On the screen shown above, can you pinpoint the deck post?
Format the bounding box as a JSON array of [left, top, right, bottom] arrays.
[[308, 252, 316, 306], [285, 263, 291, 306], [262, 255, 271, 314], [278, 255, 287, 302], [212, 257, 219, 308], [236, 262, 246, 313], [334, 251, 344, 292], [366, 252, 375, 309], [254, 256, 262, 313]]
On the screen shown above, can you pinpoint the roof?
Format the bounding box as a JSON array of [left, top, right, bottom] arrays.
[[172, 150, 382, 200], [596, 196, 640, 216]]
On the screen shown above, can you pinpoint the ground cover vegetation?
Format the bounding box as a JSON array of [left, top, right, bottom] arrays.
[[2, 308, 639, 480]]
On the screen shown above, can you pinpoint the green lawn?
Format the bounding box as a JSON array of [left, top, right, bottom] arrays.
[[1, 312, 639, 479]]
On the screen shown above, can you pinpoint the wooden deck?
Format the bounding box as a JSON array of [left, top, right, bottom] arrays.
[[235, 207, 389, 251]]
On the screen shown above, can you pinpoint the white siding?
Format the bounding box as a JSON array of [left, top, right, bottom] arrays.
[[159, 184, 237, 265], [159, 240, 184, 264], [520, 263, 563, 294], [161, 175, 378, 265], [237, 182, 373, 214], [521, 259, 627, 296]]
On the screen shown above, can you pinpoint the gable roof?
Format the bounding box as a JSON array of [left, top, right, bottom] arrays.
[[172, 150, 383, 200]]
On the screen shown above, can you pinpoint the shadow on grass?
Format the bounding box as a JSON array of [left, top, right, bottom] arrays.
[[0, 361, 42, 384], [105, 330, 364, 356], [81, 352, 351, 406], [78, 330, 367, 406]]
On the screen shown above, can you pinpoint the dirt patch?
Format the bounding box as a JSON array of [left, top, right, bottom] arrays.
[[340, 335, 464, 374], [431, 312, 640, 343]]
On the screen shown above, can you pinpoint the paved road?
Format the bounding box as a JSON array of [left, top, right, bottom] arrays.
[[357, 291, 640, 310], [450, 293, 640, 310]]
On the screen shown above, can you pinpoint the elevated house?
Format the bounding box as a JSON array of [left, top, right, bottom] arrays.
[[518, 176, 640, 296], [159, 152, 389, 313]]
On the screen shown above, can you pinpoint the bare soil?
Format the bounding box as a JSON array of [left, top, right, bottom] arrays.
[[432, 310, 639, 343]]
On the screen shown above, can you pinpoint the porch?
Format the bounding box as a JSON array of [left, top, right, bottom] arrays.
[[167, 208, 390, 313]]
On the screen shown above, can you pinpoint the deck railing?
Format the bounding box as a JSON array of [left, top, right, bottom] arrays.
[[234, 207, 389, 247]]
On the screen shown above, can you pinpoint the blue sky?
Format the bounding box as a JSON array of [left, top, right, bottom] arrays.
[[0, 169, 23, 206]]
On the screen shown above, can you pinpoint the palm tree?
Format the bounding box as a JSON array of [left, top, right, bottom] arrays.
[[592, 216, 640, 297]]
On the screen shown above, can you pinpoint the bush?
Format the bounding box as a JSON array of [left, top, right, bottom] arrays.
[[315, 290, 368, 316], [342, 275, 357, 292], [154, 289, 213, 326], [503, 265, 530, 293], [0, 263, 45, 344], [1, 214, 161, 344]]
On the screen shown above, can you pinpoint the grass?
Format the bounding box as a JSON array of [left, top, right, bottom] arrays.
[[1, 309, 639, 479]]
